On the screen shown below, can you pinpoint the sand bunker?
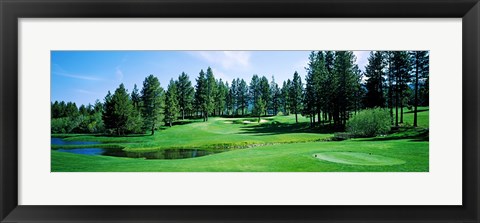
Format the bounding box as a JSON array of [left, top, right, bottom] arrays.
[[242, 119, 268, 124], [313, 152, 405, 166]]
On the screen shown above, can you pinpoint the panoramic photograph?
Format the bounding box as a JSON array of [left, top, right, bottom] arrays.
[[51, 50, 429, 172]]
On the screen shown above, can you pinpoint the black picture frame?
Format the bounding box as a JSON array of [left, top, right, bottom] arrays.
[[1, 0, 479, 222]]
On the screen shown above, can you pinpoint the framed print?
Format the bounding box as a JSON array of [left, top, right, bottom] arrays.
[[1, 0, 479, 222]]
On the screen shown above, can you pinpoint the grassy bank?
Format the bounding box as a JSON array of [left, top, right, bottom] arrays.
[[51, 107, 429, 172]]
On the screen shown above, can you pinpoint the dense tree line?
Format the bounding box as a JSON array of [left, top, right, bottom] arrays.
[[52, 51, 428, 135], [303, 50, 428, 130], [51, 100, 104, 134]]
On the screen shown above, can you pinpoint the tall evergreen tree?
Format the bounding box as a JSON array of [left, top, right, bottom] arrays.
[[229, 79, 238, 116], [281, 80, 291, 115], [409, 51, 429, 127], [103, 83, 135, 135], [176, 72, 194, 120], [249, 75, 261, 114], [225, 81, 233, 116], [102, 91, 115, 133], [289, 71, 303, 123], [332, 51, 358, 129], [364, 51, 386, 108], [165, 79, 180, 127], [385, 51, 395, 125], [304, 51, 319, 127], [131, 84, 141, 109], [253, 97, 266, 123], [259, 76, 270, 116], [391, 51, 411, 126], [323, 51, 336, 124], [238, 78, 248, 115], [352, 64, 364, 114], [215, 79, 227, 116], [194, 70, 208, 121], [270, 76, 281, 116], [141, 75, 165, 135], [205, 67, 216, 119]]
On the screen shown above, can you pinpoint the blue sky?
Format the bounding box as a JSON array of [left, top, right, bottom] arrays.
[[51, 51, 371, 106]]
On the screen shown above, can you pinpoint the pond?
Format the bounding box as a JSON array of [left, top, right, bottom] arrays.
[[51, 138, 223, 159], [103, 149, 221, 159], [57, 148, 105, 156], [51, 137, 100, 146]]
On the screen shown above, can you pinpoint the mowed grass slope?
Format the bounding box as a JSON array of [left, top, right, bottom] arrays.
[[52, 107, 429, 172], [57, 115, 332, 151]]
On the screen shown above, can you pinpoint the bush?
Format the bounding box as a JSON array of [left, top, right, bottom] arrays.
[[347, 108, 391, 137]]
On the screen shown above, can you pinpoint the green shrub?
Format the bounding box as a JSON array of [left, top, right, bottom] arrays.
[[347, 108, 391, 137]]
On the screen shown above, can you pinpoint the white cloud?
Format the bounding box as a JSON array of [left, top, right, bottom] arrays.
[[54, 72, 103, 81], [190, 51, 251, 70], [211, 68, 231, 83], [75, 89, 98, 95], [52, 63, 103, 81], [115, 66, 124, 81]]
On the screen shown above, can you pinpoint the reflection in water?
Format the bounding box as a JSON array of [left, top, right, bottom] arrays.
[[104, 149, 220, 160], [52, 137, 224, 160], [51, 138, 99, 146], [57, 148, 105, 156]]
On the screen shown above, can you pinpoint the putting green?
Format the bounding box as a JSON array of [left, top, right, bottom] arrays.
[[313, 152, 406, 166]]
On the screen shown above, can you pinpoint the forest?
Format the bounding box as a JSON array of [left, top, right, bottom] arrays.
[[51, 50, 429, 172]]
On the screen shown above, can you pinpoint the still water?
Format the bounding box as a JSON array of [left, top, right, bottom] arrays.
[[51, 138, 222, 159]]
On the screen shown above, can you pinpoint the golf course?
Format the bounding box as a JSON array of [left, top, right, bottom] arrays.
[[51, 107, 428, 172], [51, 50, 429, 172]]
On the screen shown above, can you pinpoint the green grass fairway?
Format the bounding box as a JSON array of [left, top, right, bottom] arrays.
[[52, 107, 429, 172]]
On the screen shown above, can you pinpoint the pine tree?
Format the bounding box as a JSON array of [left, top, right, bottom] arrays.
[[229, 79, 238, 116], [259, 76, 270, 116], [289, 71, 303, 123], [141, 75, 165, 135], [304, 51, 319, 127], [102, 91, 115, 134], [270, 76, 281, 116], [131, 84, 141, 109], [249, 75, 261, 114], [194, 70, 208, 121], [225, 81, 233, 116], [364, 51, 386, 108], [323, 51, 336, 124], [165, 79, 179, 127], [391, 51, 411, 126], [215, 79, 227, 116], [409, 51, 429, 127], [332, 51, 358, 129], [352, 64, 364, 114], [253, 97, 266, 123], [205, 67, 216, 119], [105, 83, 135, 135], [176, 72, 194, 120], [385, 51, 395, 125], [281, 80, 291, 115], [238, 79, 248, 116]]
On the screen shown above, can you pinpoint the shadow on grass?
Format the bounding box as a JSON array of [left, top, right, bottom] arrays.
[[404, 109, 429, 114], [357, 128, 429, 142], [172, 120, 198, 126], [239, 121, 336, 136]]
